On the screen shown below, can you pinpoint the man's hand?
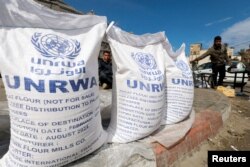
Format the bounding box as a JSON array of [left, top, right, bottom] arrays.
[[190, 59, 198, 64], [227, 61, 232, 66]]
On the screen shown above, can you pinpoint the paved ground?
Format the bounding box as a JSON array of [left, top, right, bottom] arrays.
[[174, 96, 250, 167], [172, 81, 250, 167]]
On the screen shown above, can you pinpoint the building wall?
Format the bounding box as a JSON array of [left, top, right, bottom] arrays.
[[190, 43, 202, 55], [197, 50, 210, 65], [34, 0, 82, 14], [189, 43, 202, 65], [241, 49, 250, 65]]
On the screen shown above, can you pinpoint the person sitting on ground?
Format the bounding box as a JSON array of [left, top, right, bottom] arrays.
[[98, 51, 113, 89], [190, 36, 231, 87]]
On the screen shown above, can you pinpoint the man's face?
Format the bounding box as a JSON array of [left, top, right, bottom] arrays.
[[214, 39, 222, 47], [103, 52, 111, 62]]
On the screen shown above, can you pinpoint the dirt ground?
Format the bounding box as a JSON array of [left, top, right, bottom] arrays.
[[173, 94, 250, 167]]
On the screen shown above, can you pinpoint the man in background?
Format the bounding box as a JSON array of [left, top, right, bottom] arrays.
[[98, 51, 113, 89], [190, 36, 230, 87]]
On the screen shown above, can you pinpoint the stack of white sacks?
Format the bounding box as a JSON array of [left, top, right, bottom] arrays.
[[106, 26, 194, 143], [0, 0, 193, 166]]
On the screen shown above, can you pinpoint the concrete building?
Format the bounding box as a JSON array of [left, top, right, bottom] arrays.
[[190, 43, 202, 56], [34, 0, 83, 14], [189, 43, 209, 65], [240, 46, 250, 66]]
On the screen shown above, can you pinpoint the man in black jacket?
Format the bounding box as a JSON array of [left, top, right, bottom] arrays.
[[99, 51, 112, 89], [190, 36, 231, 86]]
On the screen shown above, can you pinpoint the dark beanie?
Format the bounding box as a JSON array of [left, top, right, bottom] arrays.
[[214, 36, 221, 41]]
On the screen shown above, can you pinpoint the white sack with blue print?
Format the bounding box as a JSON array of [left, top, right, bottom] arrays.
[[162, 43, 194, 125], [0, 0, 107, 166], [106, 26, 166, 143]]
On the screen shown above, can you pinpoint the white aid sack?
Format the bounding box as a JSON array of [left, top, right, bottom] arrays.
[[107, 26, 165, 143], [0, 0, 107, 166], [162, 43, 194, 124]]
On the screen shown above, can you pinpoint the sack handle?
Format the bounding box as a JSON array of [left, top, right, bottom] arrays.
[[106, 21, 115, 34]]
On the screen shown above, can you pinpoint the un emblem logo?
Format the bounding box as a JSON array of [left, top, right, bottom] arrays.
[[176, 60, 192, 78], [131, 52, 157, 70], [31, 33, 81, 59]]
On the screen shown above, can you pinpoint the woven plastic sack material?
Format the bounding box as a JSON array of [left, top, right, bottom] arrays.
[[106, 26, 166, 143], [0, 0, 107, 166], [162, 43, 194, 124]]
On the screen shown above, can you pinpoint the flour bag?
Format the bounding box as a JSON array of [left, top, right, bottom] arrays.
[[106, 26, 165, 143], [162, 43, 194, 124], [0, 0, 107, 166]]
